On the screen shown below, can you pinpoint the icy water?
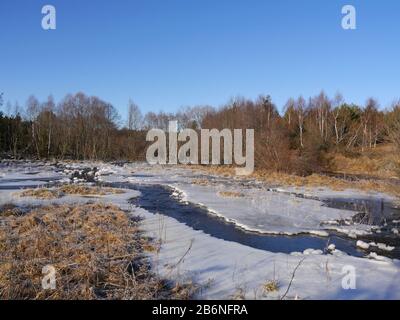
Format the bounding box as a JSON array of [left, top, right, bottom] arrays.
[[108, 182, 367, 258], [322, 197, 400, 225], [0, 177, 57, 190]]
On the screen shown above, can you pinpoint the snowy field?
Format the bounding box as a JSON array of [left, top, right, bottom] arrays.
[[1, 160, 400, 299]]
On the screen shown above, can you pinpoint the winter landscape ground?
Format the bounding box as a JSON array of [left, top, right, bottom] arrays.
[[1, 160, 399, 300]]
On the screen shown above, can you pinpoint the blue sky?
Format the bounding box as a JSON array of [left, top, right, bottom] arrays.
[[0, 0, 399, 119]]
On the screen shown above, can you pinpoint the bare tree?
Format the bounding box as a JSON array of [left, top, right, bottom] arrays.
[[283, 98, 296, 128], [10, 102, 23, 156], [295, 96, 306, 148], [26, 95, 41, 158], [127, 99, 143, 130], [332, 93, 344, 145], [40, 95, 56, 158], [385, 100, 400, 151], [361, 98, 380, 151], [177, 105, 214, 129], [2, 91, 397, 175], [311, 91, 331, 143]]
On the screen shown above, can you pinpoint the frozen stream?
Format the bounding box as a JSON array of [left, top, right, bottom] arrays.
[[103, 181, 400, 259], [110, 182, 364, 257]]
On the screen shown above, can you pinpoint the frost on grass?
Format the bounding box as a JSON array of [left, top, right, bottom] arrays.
[[18, 185, 125, 200], [0, 203, 196, 300]]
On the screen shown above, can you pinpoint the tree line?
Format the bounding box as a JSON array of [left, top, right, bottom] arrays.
[[1, 91, 399, 175]]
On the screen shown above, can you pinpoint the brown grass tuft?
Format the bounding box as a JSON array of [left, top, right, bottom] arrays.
[[0, 204, 24, 217], [19, 188, 61, 199], [18, 185, 125, 200], [263, 280, 280, 293], [0, 203, 194, 300], [191, 179, 212, 186], [218, 191, 245, 198], [59, 185, 125, 196]]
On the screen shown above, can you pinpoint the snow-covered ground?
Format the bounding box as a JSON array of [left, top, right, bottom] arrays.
[[124, 164, 397, 238], [141, 207, 400, 299], [1, 160, 400, 299]]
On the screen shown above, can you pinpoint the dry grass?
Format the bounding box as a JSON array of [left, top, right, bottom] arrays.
[[0, 204, 24, 217], [59, 184, 125, 196], [191, 179, 212, 186], [19, 188, 61, 199], [256, 171, 400, 196], [18, 185, 125, 200], [218, 191, 245, 198], [330, 144, 400, 179], [191, 164, 400, 196], [0, 203, 195, 300], [263, 280, 279, 293]]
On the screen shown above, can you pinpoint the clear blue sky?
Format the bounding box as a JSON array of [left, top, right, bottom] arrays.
[[1, 0, 399, 119]]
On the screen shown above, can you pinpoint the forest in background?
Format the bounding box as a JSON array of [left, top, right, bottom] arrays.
[[1, 91, 400, 176]]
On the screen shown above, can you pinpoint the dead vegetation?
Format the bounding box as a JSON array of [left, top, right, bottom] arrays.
[[218, 191, 245, 198], [58, 184, 125, 196], [191, 179, 212, 186], [0, 203, 196, 300], [263, 280, 280, 294], [258, 171, 400, 196], [0, 204, 24, 217], [330, 144, 400, 179], [191, 165, 400, 196], [18, 184, 125, 200], [19, 188, 61, 199]]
